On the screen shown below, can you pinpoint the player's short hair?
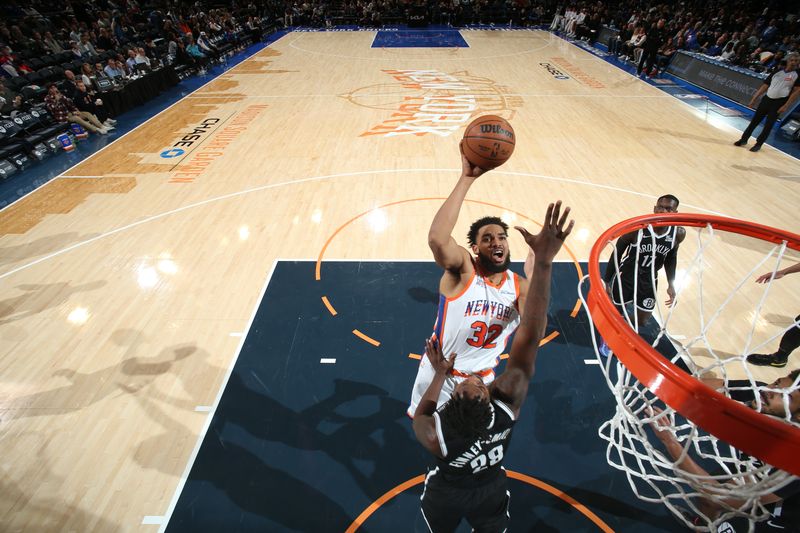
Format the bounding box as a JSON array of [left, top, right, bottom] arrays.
[[467, 216, 509, 247], [440, 394, 492, 440], [658, 194, 680, 207], [789, 369, 800, 419]]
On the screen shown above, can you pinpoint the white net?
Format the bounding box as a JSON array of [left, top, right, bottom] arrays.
[[579, 220, 800, 532]]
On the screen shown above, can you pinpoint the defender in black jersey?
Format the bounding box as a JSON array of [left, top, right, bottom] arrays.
[[413, 201, 574, 533], [602, 194, 686, 330]]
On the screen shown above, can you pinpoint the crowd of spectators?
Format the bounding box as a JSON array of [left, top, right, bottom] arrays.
[[550, 0, 799, 76], [0, 0, 282, 173], [0, 0, 797, 173]]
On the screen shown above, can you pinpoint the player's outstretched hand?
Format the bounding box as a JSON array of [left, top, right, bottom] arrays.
[[459, 140, 487, 180], [424, 337, 456, 376], [515, 201, 574, 263], [648, 406, 678, 446], [755, 271, 783, 284]]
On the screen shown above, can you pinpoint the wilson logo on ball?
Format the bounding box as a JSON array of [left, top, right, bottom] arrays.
[[479, 124, 514, 140], [463, 115, 516, 170]]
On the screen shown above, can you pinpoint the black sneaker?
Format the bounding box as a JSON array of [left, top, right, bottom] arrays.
[[746, 353, 788, 367], [734, 139, 746, 146], [750, 143, 762, 152]]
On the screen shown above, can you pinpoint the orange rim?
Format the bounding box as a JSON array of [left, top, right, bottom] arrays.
[[587, 213, 800, 475]]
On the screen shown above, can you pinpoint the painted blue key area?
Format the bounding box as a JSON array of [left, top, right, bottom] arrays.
[[165, 261, 683, 532], [372, 29, 469, 48]]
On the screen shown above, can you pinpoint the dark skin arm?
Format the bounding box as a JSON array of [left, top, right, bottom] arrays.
[[650, 407, 784, 516], [490, 201, 574, 417], [663, 227, 685, 306], [412, 338, 455, 458], [755, 260, 800, 283]]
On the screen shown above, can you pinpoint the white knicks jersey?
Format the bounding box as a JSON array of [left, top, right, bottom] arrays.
[[433, 266, 522, 374]]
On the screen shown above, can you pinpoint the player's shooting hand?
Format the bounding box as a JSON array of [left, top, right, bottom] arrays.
[[514, 200, 574, 263], [459, 140, 487, 180], [755, 271, 783, 283], [424, 337, 456, 376]]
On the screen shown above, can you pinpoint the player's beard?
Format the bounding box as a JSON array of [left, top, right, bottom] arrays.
[[477, 250, 511, 274]]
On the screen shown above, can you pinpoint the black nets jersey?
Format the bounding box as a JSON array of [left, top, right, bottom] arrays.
[[431, 398, 516, 487], [616, 226, 679, 287]]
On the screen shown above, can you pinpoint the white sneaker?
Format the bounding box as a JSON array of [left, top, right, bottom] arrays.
[[97, 127, 108, 134], [107, 119, 117, 125], [104, 124, 116, 131]]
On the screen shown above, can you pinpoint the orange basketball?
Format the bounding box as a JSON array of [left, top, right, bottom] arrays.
[[462, 115, 516, 170]]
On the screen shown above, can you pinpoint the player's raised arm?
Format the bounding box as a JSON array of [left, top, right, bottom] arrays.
[[412, 338, 455, 458], [492, 201, 573, 415], [428, 142, 488, 272], [756, 260, 800, 283]]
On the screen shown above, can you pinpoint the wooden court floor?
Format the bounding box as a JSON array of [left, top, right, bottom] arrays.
[[0, 29, 799, 531]]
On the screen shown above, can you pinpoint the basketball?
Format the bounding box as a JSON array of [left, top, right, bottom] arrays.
[[462, 115, 516, 170]]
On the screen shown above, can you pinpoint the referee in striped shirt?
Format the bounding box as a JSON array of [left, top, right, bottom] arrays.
[[734, 52, 800, 152]]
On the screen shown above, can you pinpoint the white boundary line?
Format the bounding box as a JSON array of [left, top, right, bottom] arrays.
[[0, 167, 728, 281], [156, 259, 280, 532], [0, 34, 290, 215]]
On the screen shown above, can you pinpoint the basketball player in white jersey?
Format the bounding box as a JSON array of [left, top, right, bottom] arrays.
[[408, 142, 535, 417], [413, 200, 573, 532]]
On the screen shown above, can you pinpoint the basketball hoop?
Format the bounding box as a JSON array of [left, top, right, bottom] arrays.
[[579, 213, 800, 531]]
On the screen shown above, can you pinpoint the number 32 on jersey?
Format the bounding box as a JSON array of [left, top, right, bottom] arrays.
[[466, 320, 503, 349]]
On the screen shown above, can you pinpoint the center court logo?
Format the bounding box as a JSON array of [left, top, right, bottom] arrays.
[[343, 69, 521, 138]]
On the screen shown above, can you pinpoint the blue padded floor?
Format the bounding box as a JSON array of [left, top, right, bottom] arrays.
[[372, 29, 469, 48]]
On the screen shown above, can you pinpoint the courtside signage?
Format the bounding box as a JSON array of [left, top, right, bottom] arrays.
[[539, 62, 570, 80], [160, 118, 221, 158]]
